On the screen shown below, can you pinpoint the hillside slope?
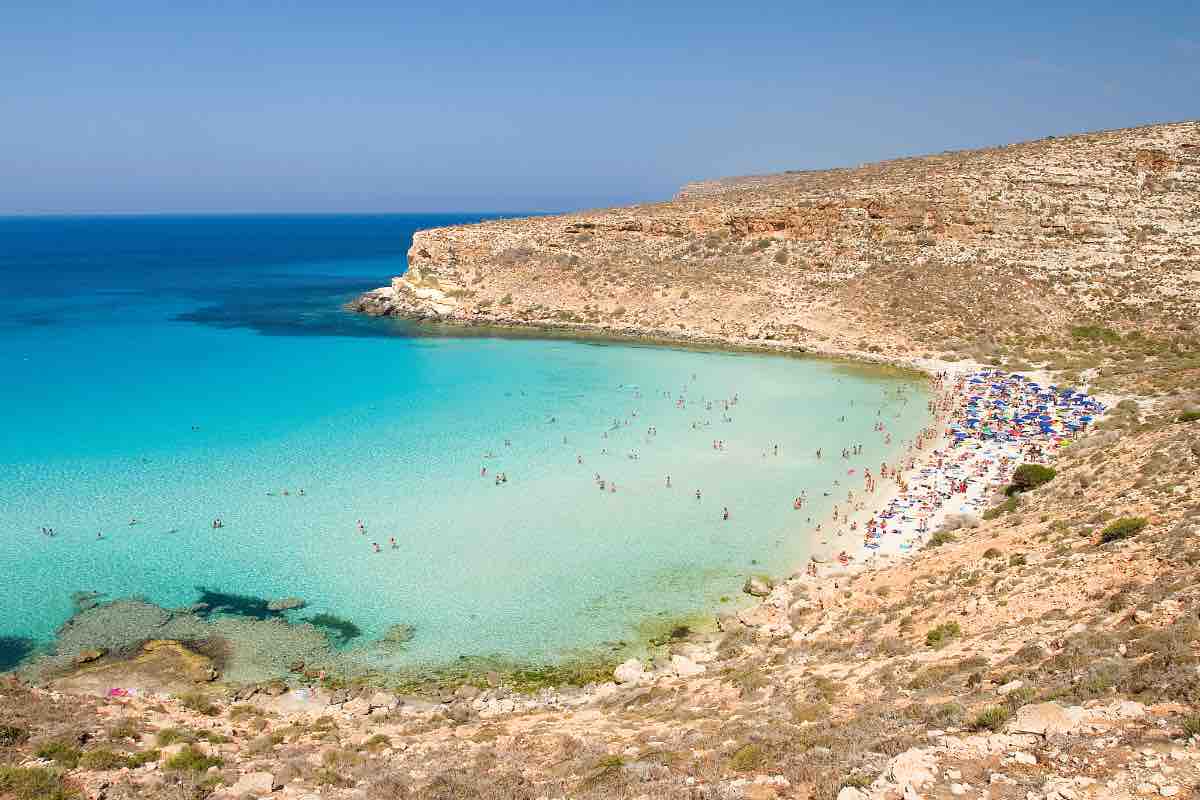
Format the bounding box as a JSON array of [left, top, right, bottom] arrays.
[[356, 121, 1200, 392]]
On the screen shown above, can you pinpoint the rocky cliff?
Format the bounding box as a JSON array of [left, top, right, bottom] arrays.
[[355, 120, 1200, 388]]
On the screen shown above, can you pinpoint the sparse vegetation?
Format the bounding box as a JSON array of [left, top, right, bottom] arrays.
[[1007, 463, 1056, 494], [970, 705, 1011, 732], [164, 745, 224, 772], [925, 621, 962, 649], [1101, 517, 1147, 543], [0, 767, 79, 800]]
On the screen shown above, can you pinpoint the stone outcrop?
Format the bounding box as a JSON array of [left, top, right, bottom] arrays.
[[354, 121, 1200, 373]]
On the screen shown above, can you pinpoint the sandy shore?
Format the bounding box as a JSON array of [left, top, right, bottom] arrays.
[[803, 361, 1106, 583]]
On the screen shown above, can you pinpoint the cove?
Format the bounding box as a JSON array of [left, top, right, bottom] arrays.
[[0, 215, 930, 680]]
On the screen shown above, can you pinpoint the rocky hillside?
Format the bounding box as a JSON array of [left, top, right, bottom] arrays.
[[355, 120, 1200, 393]]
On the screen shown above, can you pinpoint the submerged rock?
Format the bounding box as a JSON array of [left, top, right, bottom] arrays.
[[378, 623, 416, 648], [266, 597, 307, 612], [74, 648, 107, 665], [743, 576, 773, 597]]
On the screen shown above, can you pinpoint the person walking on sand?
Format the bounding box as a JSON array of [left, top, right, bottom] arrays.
[[722, 507, 729, 521]]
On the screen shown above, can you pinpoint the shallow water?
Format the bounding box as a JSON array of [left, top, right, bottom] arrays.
[[0, 215, 930, 676]]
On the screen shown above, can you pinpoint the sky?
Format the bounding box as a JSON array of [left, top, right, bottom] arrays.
[[2, 0, 1198, 215]]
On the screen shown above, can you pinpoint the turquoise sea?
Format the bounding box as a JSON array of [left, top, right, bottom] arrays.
[[0, 215, 930, 679]]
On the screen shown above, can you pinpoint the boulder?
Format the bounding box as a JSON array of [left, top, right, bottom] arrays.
[[886, 748, 938, 789], [74, 648, 107, 665], [229, 771, 281, 796], [1007, 702, 1083, 737], [446, 701, 472, 723], [836, 788, 870, 800], [342, 697, 371, 716], [613, 658, 646, 684], [670, 654, 705, 677], [366, 691, 398, 711], [743, 576, 773, 597]]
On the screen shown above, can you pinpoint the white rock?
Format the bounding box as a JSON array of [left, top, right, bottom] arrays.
[[670, 654, 705, 677], [1012, 750, 1037, 765], [950, 783, 967, 796], [1160, 787, 1180, 797], [886, 748, 938, 789], [836, 787, 870, 800], [229, 772, 281, 796], [613, 658, 645, 684], [997, 679, 1025, 695]]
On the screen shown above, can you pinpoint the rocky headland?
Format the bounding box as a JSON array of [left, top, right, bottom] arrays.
[[4, 121, 1200, 800]]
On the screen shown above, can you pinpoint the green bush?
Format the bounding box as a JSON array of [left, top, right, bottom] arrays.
[[78, 748, 160, 771], [0, 767, 79, 800], [177, 692, 218, 716], [34, 741, 81, 769], [0, 725, 29, 746], [728, 744, 767, 772], [983, 496, 1019, 519], [982, 548, 1002, 559], [1070, 325, 1120, 343], [164, 745, 223, 773], [1007, 464, 1056, 494], [1183, 714, 1200, 738], [924, 530, 956, 549], [925, 621, 962, 649], [1009, 553, 1027, 567], [1101, 517, 1148, 544], [1179, 410, 1200, 423], [970, 705, 1011, 732], [155, 728, 194, 746]]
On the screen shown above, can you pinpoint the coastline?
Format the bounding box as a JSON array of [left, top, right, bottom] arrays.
[[352, 303, 1109, 655]]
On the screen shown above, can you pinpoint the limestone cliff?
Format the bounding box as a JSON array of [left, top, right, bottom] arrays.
[[355, 120, 1200, 386]]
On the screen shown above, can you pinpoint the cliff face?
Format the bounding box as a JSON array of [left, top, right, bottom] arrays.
[[355, 121, 1200, 379]]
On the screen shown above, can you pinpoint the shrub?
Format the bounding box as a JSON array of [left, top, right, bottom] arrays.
[[0, 767, 79, 800], [34, 741, 81, 769], [155, 728, 194, 746], [925, 530, 956, 549], [1179, 410, 1200, 423], [970, 705, 1010, 732], [728, 744, 767, 772], [1007, 464, 1056, 494], [984, 496, 1019, 519], [78, 748, 158, 771], [0, 725, 29, 746], [1101, 517, 1148, 544], [499, 293, 513, 306], [925, 622, 962, 649], [1070, 325, 1120, 343], [177, 692, 218, 716], [164, 745, 223, 773], [982, 548, 1002, 559], [1009, 553, 1027, 567], [1183, 714, 1200, 738]]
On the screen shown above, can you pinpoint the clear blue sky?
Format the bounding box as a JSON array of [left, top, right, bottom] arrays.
[[3, 0, 1197, 214]]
